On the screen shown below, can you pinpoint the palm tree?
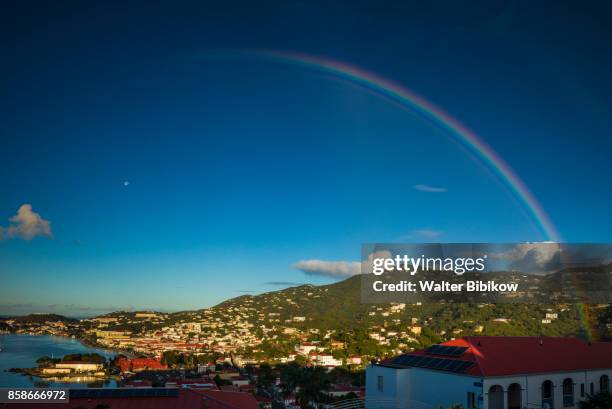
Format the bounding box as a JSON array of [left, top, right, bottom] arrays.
[[578, 392, 612, 409], [279, 362, 302, 398], [296, 366, 331, 409]]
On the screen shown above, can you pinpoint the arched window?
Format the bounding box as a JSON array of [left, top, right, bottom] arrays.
[[542, 380, 554, 409], [489, 385, 504, 409], [601, 375, 610, 394], [563, 378, 574, 407], [508, 383, 522, 409]]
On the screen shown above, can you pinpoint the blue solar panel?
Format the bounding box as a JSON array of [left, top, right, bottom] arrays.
[[388, 353, 474, 373], [438, 359, 457, 370], [454, 361, 474, 372], [425, 345, 468, 356]]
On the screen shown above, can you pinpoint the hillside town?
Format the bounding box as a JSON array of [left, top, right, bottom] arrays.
[[2, 282, 611, 409], [3, 299, 595, 371]]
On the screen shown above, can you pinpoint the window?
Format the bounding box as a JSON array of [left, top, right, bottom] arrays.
[[542, 380, 554, 409], [508, 383, 522, 409], [489, 385, 504, 409], [580, 384, 584, 398], [467, 392, 476, 409], [377, 375, 384, 392], [563, 379, 574, 407], [590, 383, 594, 395], [601, 375, 610, 394]]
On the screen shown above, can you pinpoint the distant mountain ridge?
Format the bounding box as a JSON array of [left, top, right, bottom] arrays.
[[8, 313, 79, 324]]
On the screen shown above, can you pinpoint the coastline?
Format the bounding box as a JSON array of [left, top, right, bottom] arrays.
[[0, 333, 121, 388], [1, 331, 134, 359]]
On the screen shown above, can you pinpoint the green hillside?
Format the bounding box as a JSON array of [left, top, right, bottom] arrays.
[[207, 274, 612, 342]]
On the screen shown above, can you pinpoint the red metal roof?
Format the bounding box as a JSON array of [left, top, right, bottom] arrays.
[[196, 389, 260, 409], [116, 357, 168, 372], [393, 336, 612, 377]]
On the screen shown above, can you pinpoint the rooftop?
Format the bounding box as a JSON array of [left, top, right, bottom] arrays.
[[382, 336, 612, 376]]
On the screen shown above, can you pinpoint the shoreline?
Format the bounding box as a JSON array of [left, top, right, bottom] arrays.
[[0, 331, 121, 387], [1, 331, 134, 359], [1, 333, 122, 387]]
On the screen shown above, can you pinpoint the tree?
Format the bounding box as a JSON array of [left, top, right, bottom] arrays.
[[328, 367, 351, 385], [293, 355, 308, 366], [295, 366, 331, 409], [272, 400, 286, 409], [62, 353, 106, 364], [36, 356, 59, 366], [257, 363, 275, 392], [161, 351, 179, 367], [279, 362, 301, 398], [579, 392, 612, 409]]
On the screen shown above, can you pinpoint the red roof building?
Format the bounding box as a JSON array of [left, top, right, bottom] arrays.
[[390, 336, 612, 377], [196, 389, 260, 409], [368, 337, 612, 409], [116, 357, 168, 372]]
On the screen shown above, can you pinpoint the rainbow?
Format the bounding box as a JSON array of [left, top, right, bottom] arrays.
[[243, 50, 561, 242]]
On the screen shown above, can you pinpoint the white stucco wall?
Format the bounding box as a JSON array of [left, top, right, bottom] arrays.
[[366, 364, 612, 409], [482, 369, 612, 409], [365, 364, 483, 409], [366, 365, 411, 409], [409, 367, 483, 409]]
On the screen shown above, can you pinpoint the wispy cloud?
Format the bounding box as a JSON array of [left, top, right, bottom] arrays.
[[292, 260, 361, 278], [0, 204, 53, 241], [47, 304, 119, 312], [400, 229, 443, 240], [413, 229, 442, 239], [0, 303, 35, 310], [413, 184, 447, 193]]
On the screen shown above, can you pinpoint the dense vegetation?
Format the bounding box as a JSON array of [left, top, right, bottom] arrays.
[[209, 275, 610, 340]]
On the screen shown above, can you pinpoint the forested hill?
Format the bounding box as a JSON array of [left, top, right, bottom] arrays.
[[205, 273, 612, 341], [211, 274, 368, 329]]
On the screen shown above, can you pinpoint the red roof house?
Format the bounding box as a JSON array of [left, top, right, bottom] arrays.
[[116, 357, 168, 372], [196, 389, 260, 409], [386, 336, 612, 376], [370, 337, 612, 409]]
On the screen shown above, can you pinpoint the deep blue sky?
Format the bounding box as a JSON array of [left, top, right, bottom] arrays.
[[1, 1, 611, 316]]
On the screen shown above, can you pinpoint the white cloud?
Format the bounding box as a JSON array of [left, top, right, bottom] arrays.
[[413, 184, 447, 193], [361, 250, 393, 275], [0, 204, 53, 241], [293, 250, 393, 279], [292, 259, 361, 278], [488, 243, 561, 273]]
